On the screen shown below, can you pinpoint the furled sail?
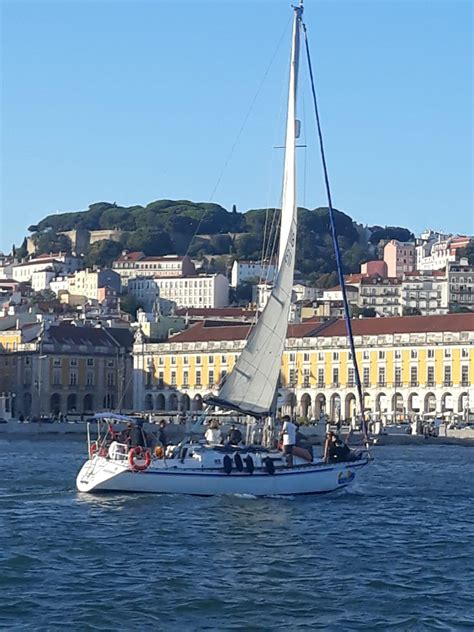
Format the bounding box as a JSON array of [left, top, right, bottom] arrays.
[[206, 6, 303, 416]]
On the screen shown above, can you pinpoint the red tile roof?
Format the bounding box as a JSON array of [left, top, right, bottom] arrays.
[[175, 307, 256, 318], [169, 320, 328, 343], [115, 251, 145, 262], [167, 313, 474, 343], [319, 313, 474, 337]]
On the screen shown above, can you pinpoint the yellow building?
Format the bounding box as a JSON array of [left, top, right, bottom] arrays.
[[133, 313, 474, 420]]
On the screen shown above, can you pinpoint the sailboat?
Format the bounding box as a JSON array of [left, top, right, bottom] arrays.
[[76, 2, 370, 496]]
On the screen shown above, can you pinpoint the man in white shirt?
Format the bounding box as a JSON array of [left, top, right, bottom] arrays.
[[281, 415, 297, 467]]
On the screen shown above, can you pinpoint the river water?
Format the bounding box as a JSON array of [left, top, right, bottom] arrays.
[[1, 438, 473, 631]]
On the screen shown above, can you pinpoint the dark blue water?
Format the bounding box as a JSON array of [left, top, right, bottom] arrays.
[[1, 438, 473, 631]]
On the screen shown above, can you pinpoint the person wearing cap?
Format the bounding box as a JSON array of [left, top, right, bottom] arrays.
[[280, 415, 297, 467]]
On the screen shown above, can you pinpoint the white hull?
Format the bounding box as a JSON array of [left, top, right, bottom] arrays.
[[76, 455, 369, 497]]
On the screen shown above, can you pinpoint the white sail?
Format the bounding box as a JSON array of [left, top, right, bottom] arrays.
[[207, 6, 302, 416]]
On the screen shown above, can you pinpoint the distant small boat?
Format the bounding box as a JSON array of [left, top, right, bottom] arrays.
[[76, 2, 370, 496]]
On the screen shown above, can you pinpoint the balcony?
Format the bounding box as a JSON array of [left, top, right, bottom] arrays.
[[378, 381, 386, 387], [347, 381, 354, 388], [332, 382, 340, 388], [317, 382, 325, 389], [410, 381, 419, 387], [461, 380, 469, 387], [426, 381, 435, 387], [443, 381, 452, 387]]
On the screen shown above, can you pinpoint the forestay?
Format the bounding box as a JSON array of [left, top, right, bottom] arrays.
[[207, 6, 303, 417]]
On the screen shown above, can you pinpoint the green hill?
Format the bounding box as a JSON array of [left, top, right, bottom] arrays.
[[23, 199, 414, 285]]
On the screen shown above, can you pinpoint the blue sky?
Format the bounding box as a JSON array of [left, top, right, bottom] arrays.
[[1, 0, 472, 253]]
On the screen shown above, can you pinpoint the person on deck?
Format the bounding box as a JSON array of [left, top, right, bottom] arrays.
[[227, 424, 243, 446], [281, 415, 297, 467], [205, 419, 222, 445], [130, 420, 146, 448], [158, 420, 168, 448]]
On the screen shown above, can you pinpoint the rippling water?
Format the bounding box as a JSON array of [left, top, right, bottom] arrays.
[[1, 438, 473, 631]]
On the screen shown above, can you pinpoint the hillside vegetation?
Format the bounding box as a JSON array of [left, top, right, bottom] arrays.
[[24, 199, 414, 285]]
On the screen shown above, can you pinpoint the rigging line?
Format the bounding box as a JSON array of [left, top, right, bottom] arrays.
[[185, 15, 293, 258], [302, 20, 368, 444]]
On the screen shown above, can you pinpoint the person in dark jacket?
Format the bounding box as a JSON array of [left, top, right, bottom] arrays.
[[130, 421, 146, 448], [228, 424, 243, 445], [158, 420, 168, 447]]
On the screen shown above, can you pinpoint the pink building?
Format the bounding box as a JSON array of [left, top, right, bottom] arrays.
[[360, 260, 387, 277], [383, 240, 416, 278]]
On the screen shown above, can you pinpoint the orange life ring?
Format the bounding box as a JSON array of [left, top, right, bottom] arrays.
[[89, 441, 98, 458], [128, 446, 151, 472]]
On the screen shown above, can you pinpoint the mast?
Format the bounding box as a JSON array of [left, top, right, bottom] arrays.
[[206, 3, 303, 416]]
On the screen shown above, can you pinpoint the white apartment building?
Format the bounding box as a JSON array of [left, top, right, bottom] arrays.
[[11, 253, 81, 283], [357, 277, 402, 316], [230, 260, 277, 288], [68, 269, 121, 301], [154, 274, 229, 309], [128, 278, 160, 312], [416, 233, 471, 272], [401, 271, 448, 315], [31, 269, 57, 292], [448, 259, 474, 311], [113, 253, 196, 286]]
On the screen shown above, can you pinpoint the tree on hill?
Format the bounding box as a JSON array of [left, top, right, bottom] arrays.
[[34, 231, 72, 255], [369, 226, 414, 245], [84, 240, 124, 268], [125, 229, 173, 256]]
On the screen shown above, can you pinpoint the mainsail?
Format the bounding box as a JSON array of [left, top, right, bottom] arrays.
[[207, 5, 303, 416]]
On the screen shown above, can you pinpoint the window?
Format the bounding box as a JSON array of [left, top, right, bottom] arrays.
[[158, 372, 164, 387], [427, 349, 435, 359], [410, 350, 418, 359], [171, 371, 177, 386], [394, 350, 402, 360], [303, 353, 310, 363], [69, 371, 77, 386], [363, 350, 370, 360], [347, 367, 354, 387], [86, 371, 94, 386], [158, 356, 164, 365], [208, 370, 214, 386], [289, 352, 296, 363], [53, 358, 62, 367], [107, 372, 115, 387], [378, 367, 386, 386], [444, 348, 452, 358], [444, 365, 451, 386], [107, 359, 114, 367], [183, 356, 189, 365], [196, 356, 201, 365], [461, 365, 469, 386], [378, 350, 385, 360], [183, 371, 189, 386], [70, 358, 78, 367], [395, 367, 402, 386], [363, 367, 370, 387], [303, 368, 310, 388], [427, 366, 435, 386], [209, 355, 214, 364], [462, 348, 469, 358], [289, 369, 296, 386], [145, 371, 152, 387], [221, 355, 227, 364], [86, 358, 94, 367], [53, 369, 62, 386], [333, 352, 339, 361], [195, 370, 201, 387], [332, 368, 339, 386], [318, 352, 324, 362], [317, 368, 324, 387], [171, 356, 176, 365], [410, 366, 418, 386]]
